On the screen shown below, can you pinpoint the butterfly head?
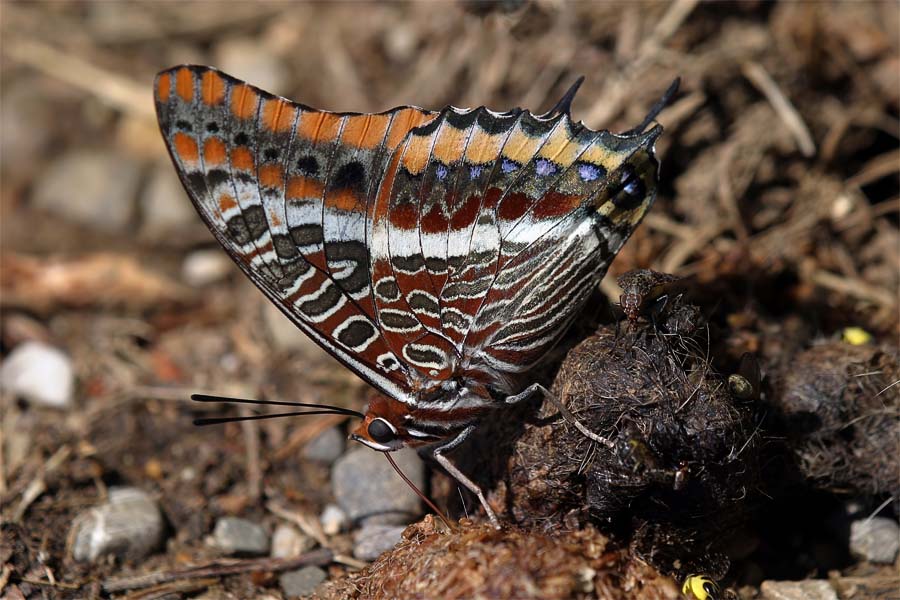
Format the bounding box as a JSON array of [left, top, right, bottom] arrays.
[[350, 395, 410, 452], [350, 384, 488, 451]]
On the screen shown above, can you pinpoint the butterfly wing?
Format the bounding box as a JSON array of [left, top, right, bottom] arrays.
[[369, 107, 511, 382], [469, 122, 663, 385], [154, 65, 437, 403], [369, 103, 662, 392]]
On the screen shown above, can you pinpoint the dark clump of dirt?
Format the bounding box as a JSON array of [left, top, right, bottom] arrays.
[[772, 341, 899, 500], [315, 515, 680, 600]]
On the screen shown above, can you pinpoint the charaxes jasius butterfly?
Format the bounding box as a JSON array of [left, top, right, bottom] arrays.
[[155, 65, 676, 527]]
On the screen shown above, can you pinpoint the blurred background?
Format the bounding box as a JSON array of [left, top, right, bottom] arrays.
[[0, 1, 897, 598]]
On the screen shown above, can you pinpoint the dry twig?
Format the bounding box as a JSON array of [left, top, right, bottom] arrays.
[[101, 550, 333, 593], [266, 502, 369, 569], [4, 36, 154, 120], [11, 445, 71, 522], [742, 61, 816, 157]]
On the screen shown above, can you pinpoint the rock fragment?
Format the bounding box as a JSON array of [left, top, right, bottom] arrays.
[[279, 565, 327, 598], [849, 517, 900, 564], [332, 447, 423, 524], [69, 487, 165, 562], [0, 341, 74, 408], [211, 517, 269, 556]]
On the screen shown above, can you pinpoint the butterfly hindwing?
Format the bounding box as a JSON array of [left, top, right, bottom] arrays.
[[471, 125, 663, 381]]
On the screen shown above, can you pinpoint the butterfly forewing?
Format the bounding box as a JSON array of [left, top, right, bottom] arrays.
[[154, 65, 440, 403]]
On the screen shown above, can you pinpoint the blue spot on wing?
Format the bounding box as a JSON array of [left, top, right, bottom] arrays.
[[578, 163, 604, 182], [535, 158, 556, 176]]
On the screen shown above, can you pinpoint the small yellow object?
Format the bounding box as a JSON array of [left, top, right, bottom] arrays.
[[842, 327, 872, 346], [682, 574, 720, 600]]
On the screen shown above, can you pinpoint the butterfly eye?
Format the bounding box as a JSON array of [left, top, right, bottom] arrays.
[[611, 165, 645, 209], [367, 418, 396, 444]]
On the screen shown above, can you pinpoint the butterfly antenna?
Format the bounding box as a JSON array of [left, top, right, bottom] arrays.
[[384, 452, 453, 530], [539, 76, 585, 118], [623, 77, 681, 136], [191, 393, 364, 418], [194, 409, 359, 426]]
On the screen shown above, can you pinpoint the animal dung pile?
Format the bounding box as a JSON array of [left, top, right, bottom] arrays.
[[314, 516, 680, 600], [498, 289, 757, 577], [772, 340, 900, 500]]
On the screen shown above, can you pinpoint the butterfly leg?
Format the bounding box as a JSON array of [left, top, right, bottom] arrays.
[[507, 383, 614, 449], [432, 425, 500, 529]]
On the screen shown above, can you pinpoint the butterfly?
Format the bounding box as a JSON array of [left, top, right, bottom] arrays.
[[154, 65, 675, 527]]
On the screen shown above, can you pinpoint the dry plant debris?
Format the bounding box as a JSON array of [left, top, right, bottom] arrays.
[[315, 516, 680, 600]]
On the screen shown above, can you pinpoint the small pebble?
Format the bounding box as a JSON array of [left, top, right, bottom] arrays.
[[849, 517, 900, 564], [0, 341, 74, 408], [32, 150, 140, 232], [211, 517, 269, 556], [271, 524, 315, 558], [352, 523, 405, 561], [332, 447, 424, 524], [279, 565, 327, 598], [182, 249, 233, 287], [319, 503, 348, 536], [302, 427, 345, 464], [70, 487, 164, 562], [760, 580, 838, 600], [383, 23, 418, 63]]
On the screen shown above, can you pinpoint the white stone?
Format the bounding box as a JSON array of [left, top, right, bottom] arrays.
[[182, 250, 233, 287], [0, 341, 74, 408], [140, 162, 200, 239], [70, 487, 165, 562], [849, 517, 900, 564], [352, 523, 405, 561], [279, 565, 327, 598], [319, 503, 348, 536], [211, 517, 269, 556], [332, 447, 424, 524], [270, 523, 315, 558], [302, 427, 345, 464], [760, 580, 838, 600]]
